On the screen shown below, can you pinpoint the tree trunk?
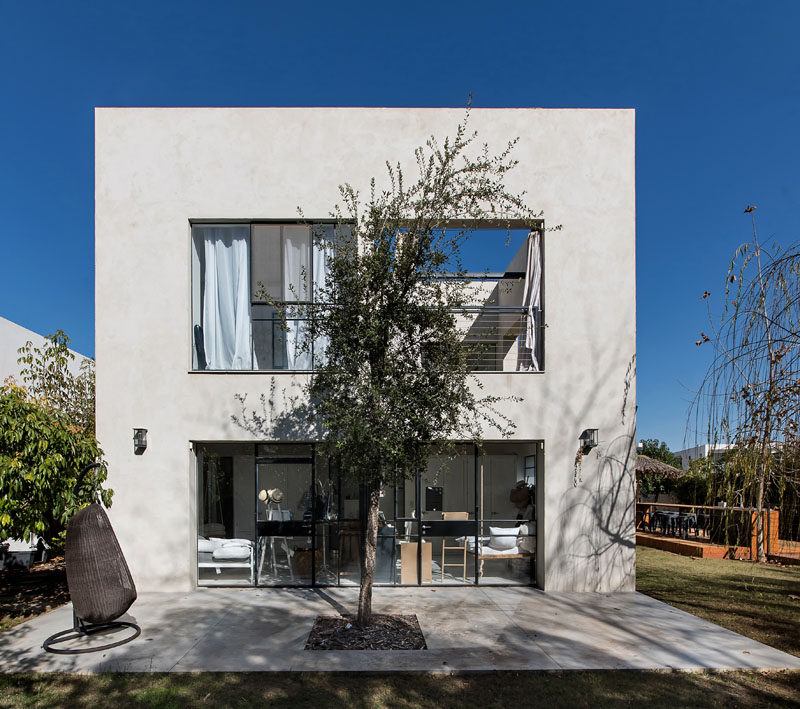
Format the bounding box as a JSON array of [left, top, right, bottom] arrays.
[[357, 486, 380, 627], [756, 464, 767, 562]]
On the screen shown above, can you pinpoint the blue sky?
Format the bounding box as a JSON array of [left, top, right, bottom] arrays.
[[1, 1, 798, 451]]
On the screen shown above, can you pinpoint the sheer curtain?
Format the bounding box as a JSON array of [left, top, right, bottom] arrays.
[[518, 230, 542, 372], [283, 226, 311, 370], [201, 226, 253, 370], [311, 224, 335, 366]]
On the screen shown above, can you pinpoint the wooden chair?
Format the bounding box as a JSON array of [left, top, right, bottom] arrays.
[[441, 511, 469, 582]]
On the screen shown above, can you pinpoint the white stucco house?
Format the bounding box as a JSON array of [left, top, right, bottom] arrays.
[[0, 316, 88, 384], [675, 443, 735, 471], [95, 107, 636, 594]]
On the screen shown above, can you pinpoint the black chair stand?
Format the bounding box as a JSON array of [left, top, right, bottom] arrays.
[[43, 609, 140, 655]]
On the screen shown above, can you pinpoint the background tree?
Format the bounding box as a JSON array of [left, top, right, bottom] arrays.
[[16, 330, 96, 435], [0, 333, 108, 545], [691, 211, 800, 561], [639, 438, 683, 468], [637, 438, 682, 501], [302, 114, 536, 626]]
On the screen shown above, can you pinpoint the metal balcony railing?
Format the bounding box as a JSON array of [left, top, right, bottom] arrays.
[[456, 306, 541, 372]]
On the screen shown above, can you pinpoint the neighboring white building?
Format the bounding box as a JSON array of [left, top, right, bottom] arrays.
[[675, 443, 735, 471], [0, 316, 88, 384], [95, 107, 636, 594]]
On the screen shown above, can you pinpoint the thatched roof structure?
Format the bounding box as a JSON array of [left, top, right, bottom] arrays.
[[635, 454, 685, 479]]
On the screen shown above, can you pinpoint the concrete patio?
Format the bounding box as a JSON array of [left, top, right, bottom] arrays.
[[1, 587, 799, 673]]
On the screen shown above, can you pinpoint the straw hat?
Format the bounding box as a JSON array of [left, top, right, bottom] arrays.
[[258, 488, 284, 503]]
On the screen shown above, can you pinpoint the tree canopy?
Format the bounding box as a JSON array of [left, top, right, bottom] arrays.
[[639, 439, 683, 469], [295, 112, 536, 624], [637, 439, 682, 501], [691, 213, 800, 560], [0, 332, 108, 545]]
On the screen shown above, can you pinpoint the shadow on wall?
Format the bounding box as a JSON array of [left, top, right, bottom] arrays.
[[229, 307, 638, 594], [543, 343, 637, 592], [231, 377, 320, 441]]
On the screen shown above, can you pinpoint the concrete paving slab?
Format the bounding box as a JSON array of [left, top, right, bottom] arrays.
[[1, 587, 798, 673]]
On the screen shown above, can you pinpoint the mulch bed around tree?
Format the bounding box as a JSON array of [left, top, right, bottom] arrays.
[[305, 614, 427, 650], [0, 557, 69, 631]]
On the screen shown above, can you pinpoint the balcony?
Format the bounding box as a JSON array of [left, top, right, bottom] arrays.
[[234, 274, 541, 373]]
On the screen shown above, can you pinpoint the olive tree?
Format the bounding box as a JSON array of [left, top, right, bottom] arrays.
[[304, 114, 536, 625]]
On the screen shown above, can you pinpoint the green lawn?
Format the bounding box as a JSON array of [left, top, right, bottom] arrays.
[[636, 546, 800, 657], [0, 669, 799, 709], [1, 548, 800, 707]]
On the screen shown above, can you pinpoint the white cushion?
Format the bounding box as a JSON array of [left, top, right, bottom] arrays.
[[479, 545, 521, 556], [212, 545, 251, 560], [517, 523, 535, 553], [197, 537, 215, 553], [210, 537, 253, 547], [488, 526, 520, 550]]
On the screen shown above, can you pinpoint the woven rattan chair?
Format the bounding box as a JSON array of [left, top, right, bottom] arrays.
[[43, 466, 140, 654]]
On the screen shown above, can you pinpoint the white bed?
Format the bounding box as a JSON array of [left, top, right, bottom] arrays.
[[459, 527, 535, 577], [197, 537, 255, 584]]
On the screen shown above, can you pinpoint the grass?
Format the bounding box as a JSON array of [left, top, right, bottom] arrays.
[[0, 670, 799, 709], [636, 546, 800, 657], [1, 548, 799, 707]]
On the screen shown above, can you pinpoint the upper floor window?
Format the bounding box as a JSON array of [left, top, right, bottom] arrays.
[[191, 222, 334, 371], [190, 222, 543, 373]]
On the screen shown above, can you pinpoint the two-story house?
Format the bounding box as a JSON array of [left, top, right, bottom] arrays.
[[95, 107, 636, 593]]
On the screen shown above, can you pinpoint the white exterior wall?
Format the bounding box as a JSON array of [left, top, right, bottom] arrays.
[[676, 443, 734, 471], [95, 107, 636, 593], [0, 316, 88, 383]]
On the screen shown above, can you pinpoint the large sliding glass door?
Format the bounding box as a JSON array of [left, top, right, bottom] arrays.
[[196, 441, 538, 588]]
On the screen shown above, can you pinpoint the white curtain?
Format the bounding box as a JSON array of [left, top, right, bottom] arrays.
[[311, 224, 335, 366], [284, 226, 311, 370], [202, 226, 253, 370], [518, 230, 542, 371]]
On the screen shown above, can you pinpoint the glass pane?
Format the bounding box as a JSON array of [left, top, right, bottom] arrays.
[[257, 443, 313, 459], [477, 443, 537, 586], [427, 535, 475, 585], [196, 443, 256, 586], [314, 522, 338, 585], [191, 229, 204, 369], [284, 317, 312, 370], [396, 521, 423, 585], [422, 450, 475, 520], [420, 449, 476, 587], [252, 306, 287, 370], [337, 519, 361, 585], [283, 225, 311, 302], [481, 454, 519, 523], [251, 225, 282, 302], [315, 454, 338, 585], [256, 459, 313, 586]]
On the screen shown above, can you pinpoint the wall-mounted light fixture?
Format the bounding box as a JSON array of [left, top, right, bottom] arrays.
[[579, 429, 598, 454], [133, 428, 147, 455]]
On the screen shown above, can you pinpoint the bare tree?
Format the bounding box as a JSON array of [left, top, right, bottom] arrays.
[[691, 209, 800, 560]]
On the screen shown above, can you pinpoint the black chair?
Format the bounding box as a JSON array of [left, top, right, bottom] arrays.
[[43, 465, 140, 654], [676, 513, 697, 539], [659, 511, 679, 536]]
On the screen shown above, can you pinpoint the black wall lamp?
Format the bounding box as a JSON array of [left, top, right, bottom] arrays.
[[133, 428, 147, 455], [579, 429, 598, 454]]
